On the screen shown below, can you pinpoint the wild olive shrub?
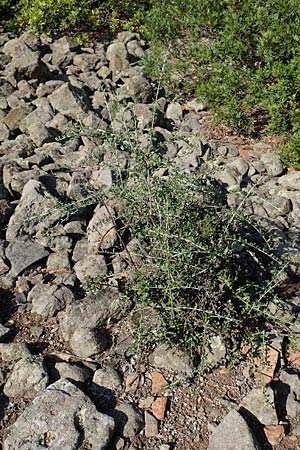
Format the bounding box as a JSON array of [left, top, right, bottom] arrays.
[[55, 110, 289, 365], [143, 0, 300, 165], [101, 132, 286, 363]]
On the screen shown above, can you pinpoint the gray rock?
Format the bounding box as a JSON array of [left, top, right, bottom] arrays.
[[4, 104, 33, 130], [90, 167, 113, 190], [27, 122, 55, 146], [0, 256, 10, 276], [6, 180, 66, 241], [111, 402, 144, 437], [208, 409, 262, 450], [36, 80, 65, 97], [6, 44, 50, 81], [166, 102, 183, 122], [106, 42, 130, 76], [50, 36, 80, 67], [0, 79, 15, 97], [215, 167, 240, 189], [3, 166, 50, 195], [180, 113, 201, 132], [72, 239, 89, 263], [70, 327, 112, 359], [48, 83, 90, 120], [263, 197, 292, 218], [148, 344, 193, 374], [123, 74, 152, 103], [73, 254, 107, 283], [132, 103, 154, 129], [240, 387, 278, 425], [19, 107, 54, 133], [278, 171, 300, 190], [126, 39, 145, 60], [59, 287, 124, 358], [0, 122, 10, 142], [37, 230, 73, 253], [54, 361, 92, 383], [93, 367, 123, 390], [144, 411, 159, 437], [4, 356, 49, 399], [279, 370, 300, 418], [73, 53, 102, 72], [5, 240, 49, 276], [28, 283, 75, 317], [3, 378, 115, 450], [87, 204, 117, 252], [0, 342, 31, 362], [260, 153, 285, 176], [227, 157, 249, 176], [66, 169, 93, 200], [0, 324, 11, 341], [64, 220, 86, 237], [205, 335, 226, 367], [46, 252, 71, 273]]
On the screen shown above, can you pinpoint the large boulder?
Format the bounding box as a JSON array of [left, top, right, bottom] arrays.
[[3, 378, 115, 450]]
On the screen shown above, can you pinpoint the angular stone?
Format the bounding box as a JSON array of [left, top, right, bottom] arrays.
[[59, 287, 124, 358], [50, 36, 80, 67], [106, 42, 130, 75], [93, 367, 123, 390], [240, 387, 278, 425], [123, 74, 152, 102], [279, 370, 300, 418], [28, 284, 75, 317], [206, 335, 226, 367], [0, 79, 15, 97], [4, 356, 49, 399], [3, 378, 115, 450], [144, 411, 159, 437], [48, 83, 90, 119], [7, 45, 50, 81], [260, 153, 285, 177], [87, 204, 117, 252], [111, 402, 144, 438], [227, 158, 249, 176], [5, 240, 49, 276], [46, 251, 71, 274], [27, 122, 55, 146], [6, 180, 66, 241], [73, 254, 107, 283], [54, 361, 92, 383], [0, 342, 31, 362], [0, 324, 11, 341], [19, 107, 54, 133], [208, 409, 262, 450], [148, 344, 193, 374], [166, 102, 183, 122], [0, 122, 10, 141], [263, 197, 291, 218], [4, 104, 33, 130]]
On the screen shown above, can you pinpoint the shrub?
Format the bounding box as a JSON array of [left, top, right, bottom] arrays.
[[1, 0, 153, 35], [143, 0, 300, 165], [111, 141, 286, 362]]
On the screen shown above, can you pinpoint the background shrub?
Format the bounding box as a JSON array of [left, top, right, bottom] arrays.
[[1, 0, 153, 35], [144, 1, 300, 137]]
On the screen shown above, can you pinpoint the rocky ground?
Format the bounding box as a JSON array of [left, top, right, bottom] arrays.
[[0, 29, 300, 450]]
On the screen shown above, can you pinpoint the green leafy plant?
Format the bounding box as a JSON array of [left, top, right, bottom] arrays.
[[98, 126, 288, 364], [142, 0, 300, 166]]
